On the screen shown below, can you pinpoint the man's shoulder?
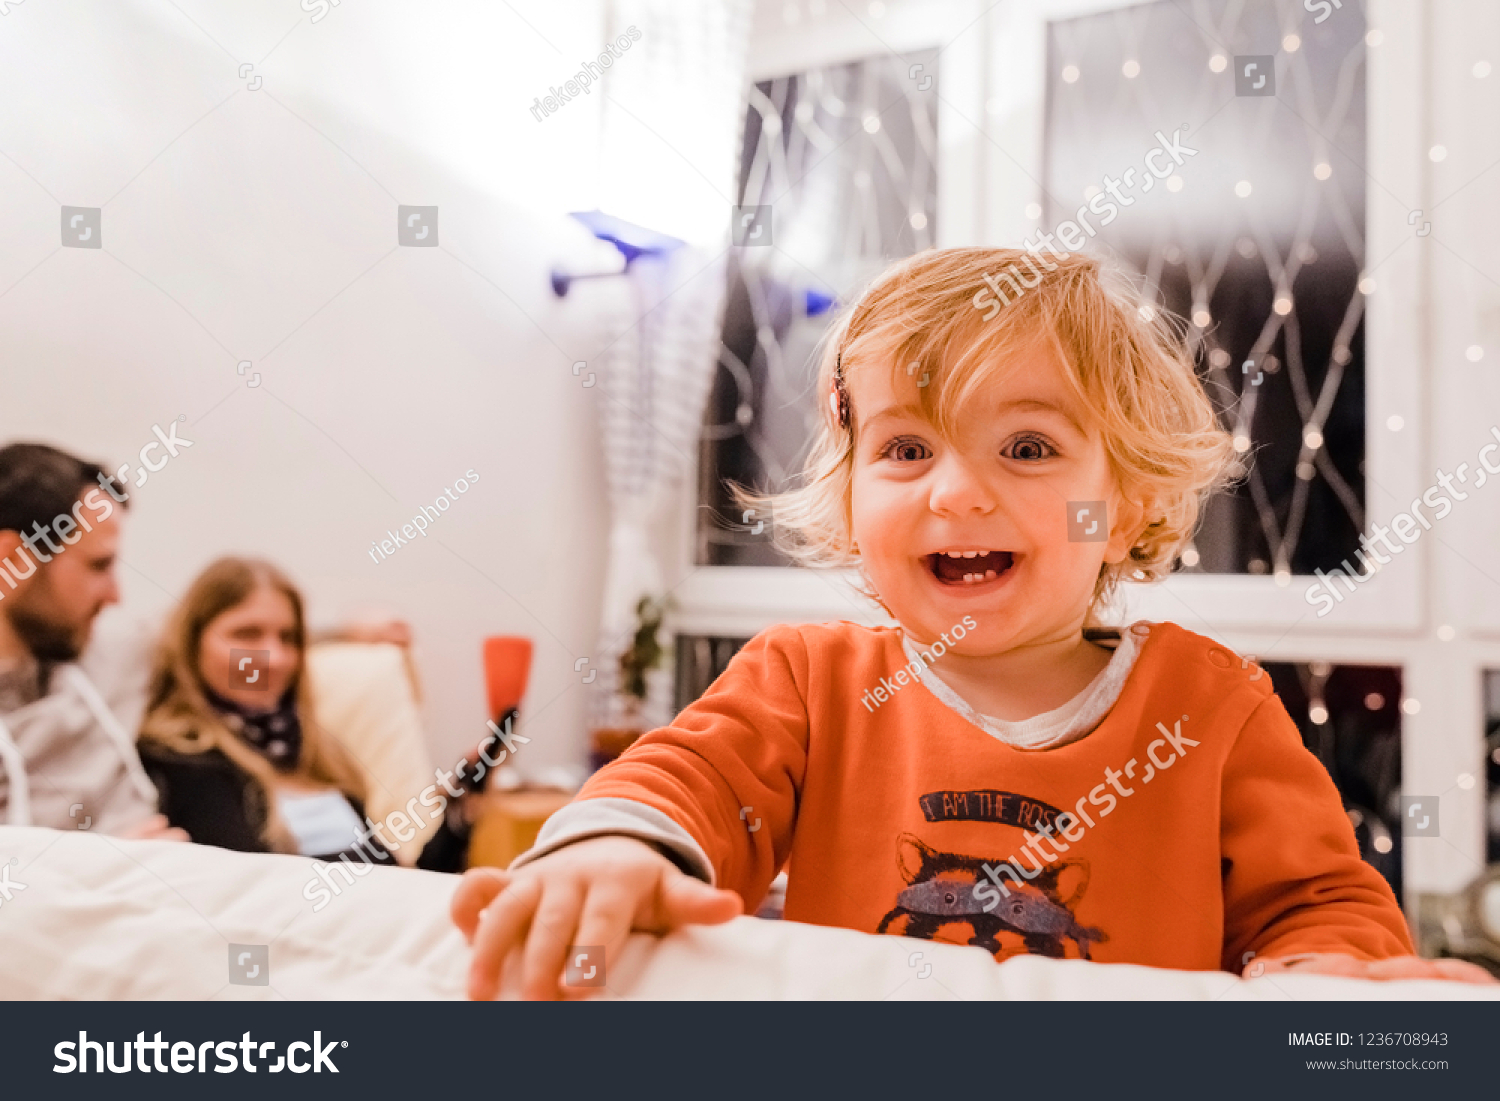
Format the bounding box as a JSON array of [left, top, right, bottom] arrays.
[[77, 608, 156, 676], [76, 608, 160, 724]]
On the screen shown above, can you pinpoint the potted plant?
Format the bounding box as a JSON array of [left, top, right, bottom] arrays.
[[589, 595, 671, 770]]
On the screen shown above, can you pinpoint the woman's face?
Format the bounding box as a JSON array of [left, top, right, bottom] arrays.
[[197, 585, 301, 712]]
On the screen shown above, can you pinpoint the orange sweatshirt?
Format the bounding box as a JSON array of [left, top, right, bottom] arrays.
[[566, 620, 1413, 970]]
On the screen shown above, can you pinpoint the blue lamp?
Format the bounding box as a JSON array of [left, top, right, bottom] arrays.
[[551, 210, 686, 297], [804, 287, 836, 317]]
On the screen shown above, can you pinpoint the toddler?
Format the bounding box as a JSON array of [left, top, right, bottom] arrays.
[[454, 247, 1490, 997]]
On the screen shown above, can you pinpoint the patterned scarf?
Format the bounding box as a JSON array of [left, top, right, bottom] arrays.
[[205, 686, 303, 769]]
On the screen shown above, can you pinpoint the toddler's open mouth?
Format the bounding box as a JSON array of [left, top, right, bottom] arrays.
[[925, 549, 1015, 586]]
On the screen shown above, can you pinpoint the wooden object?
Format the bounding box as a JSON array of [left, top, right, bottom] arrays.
[[466, 790, 574, 869]]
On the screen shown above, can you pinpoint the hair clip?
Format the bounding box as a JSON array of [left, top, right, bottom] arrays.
[[829, 351, 851, 431]]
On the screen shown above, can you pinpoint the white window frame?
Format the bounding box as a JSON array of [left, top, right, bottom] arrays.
[[665, 0, 1499, 901]]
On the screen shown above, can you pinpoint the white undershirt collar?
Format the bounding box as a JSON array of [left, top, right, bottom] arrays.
[[900, 622, 1150, 751]]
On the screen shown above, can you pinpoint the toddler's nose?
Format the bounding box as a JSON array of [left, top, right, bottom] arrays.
[[927, 454, 996, 516]]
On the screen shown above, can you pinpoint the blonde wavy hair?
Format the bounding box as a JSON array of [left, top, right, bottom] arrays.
[[739, 246, 1239, 614], [138, 557, 368, 853]]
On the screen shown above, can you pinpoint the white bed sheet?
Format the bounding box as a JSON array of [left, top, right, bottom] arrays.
[[1, 827, 1495, 1002]]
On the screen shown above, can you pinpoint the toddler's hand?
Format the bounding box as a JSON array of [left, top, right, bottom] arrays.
[[1253, 952, 1496, 984], [451, 836, 742, 1001]]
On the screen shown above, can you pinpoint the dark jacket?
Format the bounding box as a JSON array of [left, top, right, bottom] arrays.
[[139, 742, 471, 870], [138, 742, 399, 865]]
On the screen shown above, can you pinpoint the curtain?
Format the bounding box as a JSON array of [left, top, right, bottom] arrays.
[[591, 0, 752, 728]]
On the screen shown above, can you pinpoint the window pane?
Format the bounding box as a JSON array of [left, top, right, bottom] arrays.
[[1261, 659, 1403, 896], [697, 49, 939, 566], [1045, 1, 1368, 576]]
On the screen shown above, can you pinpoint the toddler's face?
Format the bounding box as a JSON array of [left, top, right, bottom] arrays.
[[848, 338, 1141, 654]]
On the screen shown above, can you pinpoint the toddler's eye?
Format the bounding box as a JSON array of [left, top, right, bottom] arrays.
[[1003, 434, 1056, 462], [882, 437, 932, 463]]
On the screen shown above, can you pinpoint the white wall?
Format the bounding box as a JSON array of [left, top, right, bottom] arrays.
[[0, 0, 640, 773]]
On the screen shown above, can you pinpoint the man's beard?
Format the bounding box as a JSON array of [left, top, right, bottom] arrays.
[[4, 596, 89, 664]]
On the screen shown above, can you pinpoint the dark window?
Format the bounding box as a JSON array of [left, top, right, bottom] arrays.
[[1261, 659, 1402, 894], [673, 634, 753, 715], [698, 49, 939, 566], [1045, 1, 1369, 576]]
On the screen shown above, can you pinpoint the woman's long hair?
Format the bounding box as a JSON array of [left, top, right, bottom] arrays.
[[138, 556, 368, 852]]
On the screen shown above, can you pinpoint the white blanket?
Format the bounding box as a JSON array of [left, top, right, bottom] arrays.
[[1, 827, 1494, 1001]]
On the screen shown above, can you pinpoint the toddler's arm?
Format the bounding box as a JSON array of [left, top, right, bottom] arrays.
[[1218, 694, 1485, 980], [455, 626, 811, 998], [541, 625, 809, 893]]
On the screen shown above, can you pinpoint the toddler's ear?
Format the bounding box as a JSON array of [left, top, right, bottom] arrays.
[[1103, 493, 1150, 565]]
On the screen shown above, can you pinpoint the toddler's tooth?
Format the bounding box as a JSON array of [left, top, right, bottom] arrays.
[[963, 550, 978, 558], [985, 569, 996, 580]]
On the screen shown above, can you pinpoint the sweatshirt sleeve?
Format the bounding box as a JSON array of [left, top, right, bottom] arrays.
[[566, 625, 810, 907], [1219, 693, 1414, 970]]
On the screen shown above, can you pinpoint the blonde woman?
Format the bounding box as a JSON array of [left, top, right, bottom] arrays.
[[139, 557, 469, 866]]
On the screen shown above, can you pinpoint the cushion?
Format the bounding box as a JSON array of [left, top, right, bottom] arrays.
[[2, 826, 1497, 1001], [304, 643, 440, 866], [0, 827, 464, 999]]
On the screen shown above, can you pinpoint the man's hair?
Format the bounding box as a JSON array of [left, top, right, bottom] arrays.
[[739, 246, 1239, 612], [0, 442, 126, 534]]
